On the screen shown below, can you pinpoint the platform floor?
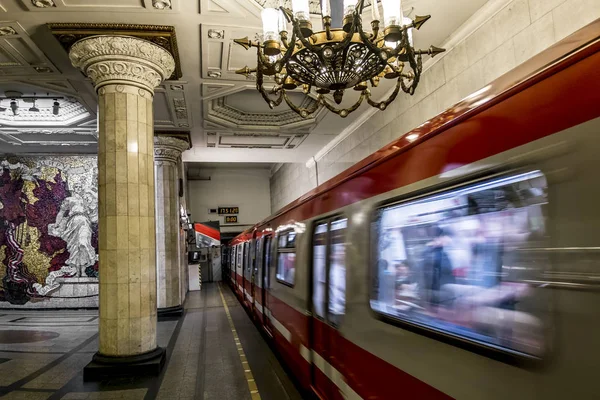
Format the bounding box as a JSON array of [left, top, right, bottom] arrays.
[[0, 283, 303, 400]]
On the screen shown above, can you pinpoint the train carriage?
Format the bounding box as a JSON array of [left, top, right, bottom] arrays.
[[228, 21, 600, 400]]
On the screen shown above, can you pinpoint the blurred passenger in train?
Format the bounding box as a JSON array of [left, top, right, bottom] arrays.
[[394, 262, 419, 311], [285, 253, 296, 283], [423, 226, 455, 306], [472, 213, 504, 288], [329, 244, 346, 324]]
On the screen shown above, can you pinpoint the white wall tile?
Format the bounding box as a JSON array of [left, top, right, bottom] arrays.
[[529, 0, 566, 22], [435, 77, 461, 113], [423, 61, 447, 96], [442, 41, 469, 81], [513, 12, 555, 64], [553, 0, 600, 41], [466, 16, 500, 65], [481, 39, 517, 83], [455, 59, 486, 100], [493, 0, 531, 44]]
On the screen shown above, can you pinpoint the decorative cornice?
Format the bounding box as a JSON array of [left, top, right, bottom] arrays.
[[152, 0, 171, 9], [69, 36, 175, 93], [154, 136, 189, 163], [47, 23, 182, 80], [252, 0, 377, 14], [0, 27, 17, 36], [32, 0, 55, 7]]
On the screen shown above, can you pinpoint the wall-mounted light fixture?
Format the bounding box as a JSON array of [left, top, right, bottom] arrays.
[[29, 96, 40, 113], [52, 99, 60, 115], [10, 100, 18, 116]]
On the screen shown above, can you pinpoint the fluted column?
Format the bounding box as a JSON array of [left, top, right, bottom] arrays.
[[69, 35, 175, 379], [154, 136, 188, 317]]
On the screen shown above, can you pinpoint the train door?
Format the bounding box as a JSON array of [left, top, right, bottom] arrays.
[[237, 244, 243, 297], [251, 237, 261, 317], [262, 235, 273, 330], [310, 217, 348, 399], [243, 242, 250, 305]]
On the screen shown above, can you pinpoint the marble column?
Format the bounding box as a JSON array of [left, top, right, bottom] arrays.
[[69, 35, 175, 379], [154, 136, 189, 317]]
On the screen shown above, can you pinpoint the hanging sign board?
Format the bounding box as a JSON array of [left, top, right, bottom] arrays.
[[218, 206, 239, 215]]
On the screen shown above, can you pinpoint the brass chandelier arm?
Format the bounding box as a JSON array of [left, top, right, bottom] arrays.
[[319, 91, 366, 117], [282, 89, 320, 117], [364, 77, 402, 110], [256, 54, 284, 109]]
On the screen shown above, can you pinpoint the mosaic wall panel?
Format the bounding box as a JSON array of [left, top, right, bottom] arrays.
[[0, 155, 98, 308]]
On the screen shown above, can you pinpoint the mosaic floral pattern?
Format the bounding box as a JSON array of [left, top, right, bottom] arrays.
[[0, 155, 98, 305]]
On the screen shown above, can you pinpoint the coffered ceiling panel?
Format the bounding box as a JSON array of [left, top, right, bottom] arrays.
[[0, 83, 97, 147], [202, 86, 323, 132], [201, 24, 262, 81], [154, 82, 191, 130], [0, 22, 58, 76]]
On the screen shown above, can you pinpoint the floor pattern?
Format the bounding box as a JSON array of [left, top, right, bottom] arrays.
[[0, 283, 302, 400]]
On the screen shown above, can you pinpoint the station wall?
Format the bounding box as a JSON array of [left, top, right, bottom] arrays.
[[270, 0, 600, 214], [188, 167, 272, 233], [0, 155, 99, 308]]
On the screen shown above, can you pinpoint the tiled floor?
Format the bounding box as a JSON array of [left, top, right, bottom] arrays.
[[0, 283, 302, 400]]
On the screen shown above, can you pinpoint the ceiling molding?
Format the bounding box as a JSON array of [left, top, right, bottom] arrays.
[[154, 129, 192, 148], [47, 23, 183, 80], [206, 131, 307, 149], [200, 82, 237, 100], [18, 0, 181, 12], [199, 0, 262, 18]]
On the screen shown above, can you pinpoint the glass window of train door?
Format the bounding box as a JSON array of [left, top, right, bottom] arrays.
[[255, 239, 261, 283], [264, 236, 272, 290], [276, 230, 296, 286], [313, 222, 328, 319], [328, 217, 348, 327]]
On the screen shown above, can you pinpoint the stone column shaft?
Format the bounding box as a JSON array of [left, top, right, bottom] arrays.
[[69, 35, 175, 374], [154, 136, 188, 315], [97, 84, 157, 355]]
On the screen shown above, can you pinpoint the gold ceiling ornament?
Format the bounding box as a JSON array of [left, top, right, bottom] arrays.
[[46, 23, 182, 80], [234, 0, 444, 118]]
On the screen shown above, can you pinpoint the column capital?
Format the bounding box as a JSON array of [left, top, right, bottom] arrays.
[[154, 136, 189, 163], [69, 35, 175, 94]]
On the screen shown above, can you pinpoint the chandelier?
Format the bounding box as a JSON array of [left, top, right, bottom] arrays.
[[234, 0, 445, 118]]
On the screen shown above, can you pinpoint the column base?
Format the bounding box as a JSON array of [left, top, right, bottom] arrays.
[[83, 347, 166, 381], [157, 305, 184, 319]]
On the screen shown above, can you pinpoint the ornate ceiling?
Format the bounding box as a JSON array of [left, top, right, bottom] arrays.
[[0, 0, 488, 161]]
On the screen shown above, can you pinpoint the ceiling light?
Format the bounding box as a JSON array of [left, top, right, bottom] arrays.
[[10, 100, 18, 116], [29, 98, 39, 112], [52, 99, 60, 115], [234, 0, 444, 118]]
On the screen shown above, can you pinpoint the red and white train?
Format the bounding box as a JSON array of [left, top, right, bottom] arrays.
[[227, 21, 600, 400]]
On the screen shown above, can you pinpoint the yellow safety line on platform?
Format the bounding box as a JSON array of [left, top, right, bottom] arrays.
[[218, 283, 262, 400]]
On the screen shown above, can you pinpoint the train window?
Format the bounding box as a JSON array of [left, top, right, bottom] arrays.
[[276, 230, 296, 286], [329, 218, 347, 325], [313, 223, 328, 318], [371, 171, 548, 358], [312, 217, 348, 326], [265, 236, 272, 289]]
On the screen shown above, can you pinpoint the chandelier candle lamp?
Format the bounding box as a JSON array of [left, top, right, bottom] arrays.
[[234, 0, 445, 118]]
